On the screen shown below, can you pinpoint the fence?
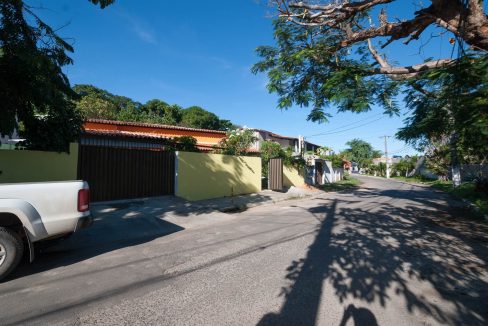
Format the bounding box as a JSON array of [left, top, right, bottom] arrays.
[[176, 151, 261, 201], [416, 156, 488, 181], [460, 164, 488, 181], [0, 143, 78, 183], [0, 141, 264, 202], [78, 145, 175, 201], [322, 161, 343, 184], [283, 165, 306, 188]]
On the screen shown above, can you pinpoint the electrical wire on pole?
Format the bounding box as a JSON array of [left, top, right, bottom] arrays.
[[380, 135, 391, 178]]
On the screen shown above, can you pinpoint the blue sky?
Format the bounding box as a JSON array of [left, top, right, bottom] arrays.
[[31, 0, 456, 155]]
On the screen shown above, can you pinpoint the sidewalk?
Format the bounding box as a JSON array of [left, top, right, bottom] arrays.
[[91, 186, 323, 230], [196, 186, 321, 212]]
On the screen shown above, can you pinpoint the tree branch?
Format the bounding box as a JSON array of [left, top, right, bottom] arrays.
[[366, 39, 454, 78], [277, 0, 488, 53], [371, 58, 454, 75]]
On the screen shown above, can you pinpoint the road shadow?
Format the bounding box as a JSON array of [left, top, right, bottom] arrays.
[[4, 187, 299, 283], [258, 191, 488, 325], [4, 207, 184, 282], [92, 192, 276, 218], [338, 304, 378, 326], [258, 200, 338, 326]]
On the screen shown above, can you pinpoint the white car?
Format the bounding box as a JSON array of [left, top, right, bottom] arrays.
[[0, 181, 92, 280]]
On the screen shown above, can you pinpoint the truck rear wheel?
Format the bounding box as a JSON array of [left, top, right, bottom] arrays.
[[0, 227, 24, 281]]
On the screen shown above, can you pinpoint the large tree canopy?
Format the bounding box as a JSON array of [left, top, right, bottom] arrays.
[[397, 55, 488, 162], [0, 0, 113, 151], [143, 99, 182, 126], [180, 106, 234, 131], [73, 85, 234, 131], [253, 0, 488, 122], [342, 138, 382, 167]]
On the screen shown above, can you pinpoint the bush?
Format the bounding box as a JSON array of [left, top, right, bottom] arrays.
[[215, 128, 257, 156], [260, 141, 305, 177], [170, 136, 199, 152], [475, 177, 488, 195], [392, 156, 418, 177], [321, 154, 344, 169]]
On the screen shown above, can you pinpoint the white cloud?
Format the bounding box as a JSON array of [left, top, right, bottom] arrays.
[[118, 11, 157, 45], [209, 56, 232, 70], [132, 23, 157, 44]]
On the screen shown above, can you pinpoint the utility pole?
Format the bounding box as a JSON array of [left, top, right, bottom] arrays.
[[380, 136, 391, 178]]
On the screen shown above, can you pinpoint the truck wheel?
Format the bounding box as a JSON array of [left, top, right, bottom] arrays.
[[0, 227, 24, 281]]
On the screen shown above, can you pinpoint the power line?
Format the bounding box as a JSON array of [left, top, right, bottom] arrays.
[[305, 113, 384, 137], [310, 129, 399, 141], [306, 116, 385, 138]]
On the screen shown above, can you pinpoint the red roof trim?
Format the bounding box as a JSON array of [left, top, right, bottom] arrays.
[[268, 132, 298, 141], [83, 129, 171, 140], [86, 119, 227, 134], [82, 130, 260, 153]]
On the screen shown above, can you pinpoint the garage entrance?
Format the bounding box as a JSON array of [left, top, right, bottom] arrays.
[[78, 136, 175, 202]]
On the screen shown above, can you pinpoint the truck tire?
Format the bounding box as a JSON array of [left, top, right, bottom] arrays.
[[0, 227, 24, 281]]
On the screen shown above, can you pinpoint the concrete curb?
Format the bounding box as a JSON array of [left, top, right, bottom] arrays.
[[208, 191, 324, 213], [90, 190, 324, 218]]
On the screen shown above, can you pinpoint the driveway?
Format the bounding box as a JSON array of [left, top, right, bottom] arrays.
[[0, 176, 487, 325]]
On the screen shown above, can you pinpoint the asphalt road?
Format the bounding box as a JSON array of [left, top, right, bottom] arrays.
[[1, 176, 487, 325]]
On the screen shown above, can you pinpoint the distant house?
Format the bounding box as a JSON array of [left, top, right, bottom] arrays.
[[303, 138, 322, 154], [251, 129, 324, 156], [83, 119, 229, 151], [372, 156, 402, 165], [251, 129, 300, 155], [0, 129, 23, 150]]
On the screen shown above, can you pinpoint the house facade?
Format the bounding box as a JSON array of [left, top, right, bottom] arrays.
[[251, 129, 300, 155], [372, 156, 402, 165]]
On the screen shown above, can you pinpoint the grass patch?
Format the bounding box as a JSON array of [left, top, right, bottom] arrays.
[[391, 175, 436, 184], [432, 181, 488, 216], [320, 175, 361, 192]]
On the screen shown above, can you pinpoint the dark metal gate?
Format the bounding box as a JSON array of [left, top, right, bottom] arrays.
[[78, 142, 175, 202], [268, 158, 283, 191]]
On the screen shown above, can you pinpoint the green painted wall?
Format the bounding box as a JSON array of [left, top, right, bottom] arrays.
[[283, 165, 305, 188], [0, 143, 78, 183], [176, 151, 262, 201]]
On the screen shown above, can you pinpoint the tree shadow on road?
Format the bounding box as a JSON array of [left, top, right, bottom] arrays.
[[338, 304, 378, 326], [259, 190, 488, 325]]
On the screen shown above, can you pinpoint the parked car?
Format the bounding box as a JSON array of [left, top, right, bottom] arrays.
[[0, 181, 92, 281]]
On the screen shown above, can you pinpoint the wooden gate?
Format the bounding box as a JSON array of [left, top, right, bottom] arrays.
[[268, 158, 283, 191], [78, 145, 175, 202], [315, 161, 323, 185]]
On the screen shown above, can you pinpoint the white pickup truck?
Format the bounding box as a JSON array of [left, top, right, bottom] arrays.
[[0, 181, 92, 280]]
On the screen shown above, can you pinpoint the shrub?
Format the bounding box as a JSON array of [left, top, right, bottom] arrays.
[[170, 136, 199, 152], [475, 176, 488, 195], [215, 128, 257, 156]]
